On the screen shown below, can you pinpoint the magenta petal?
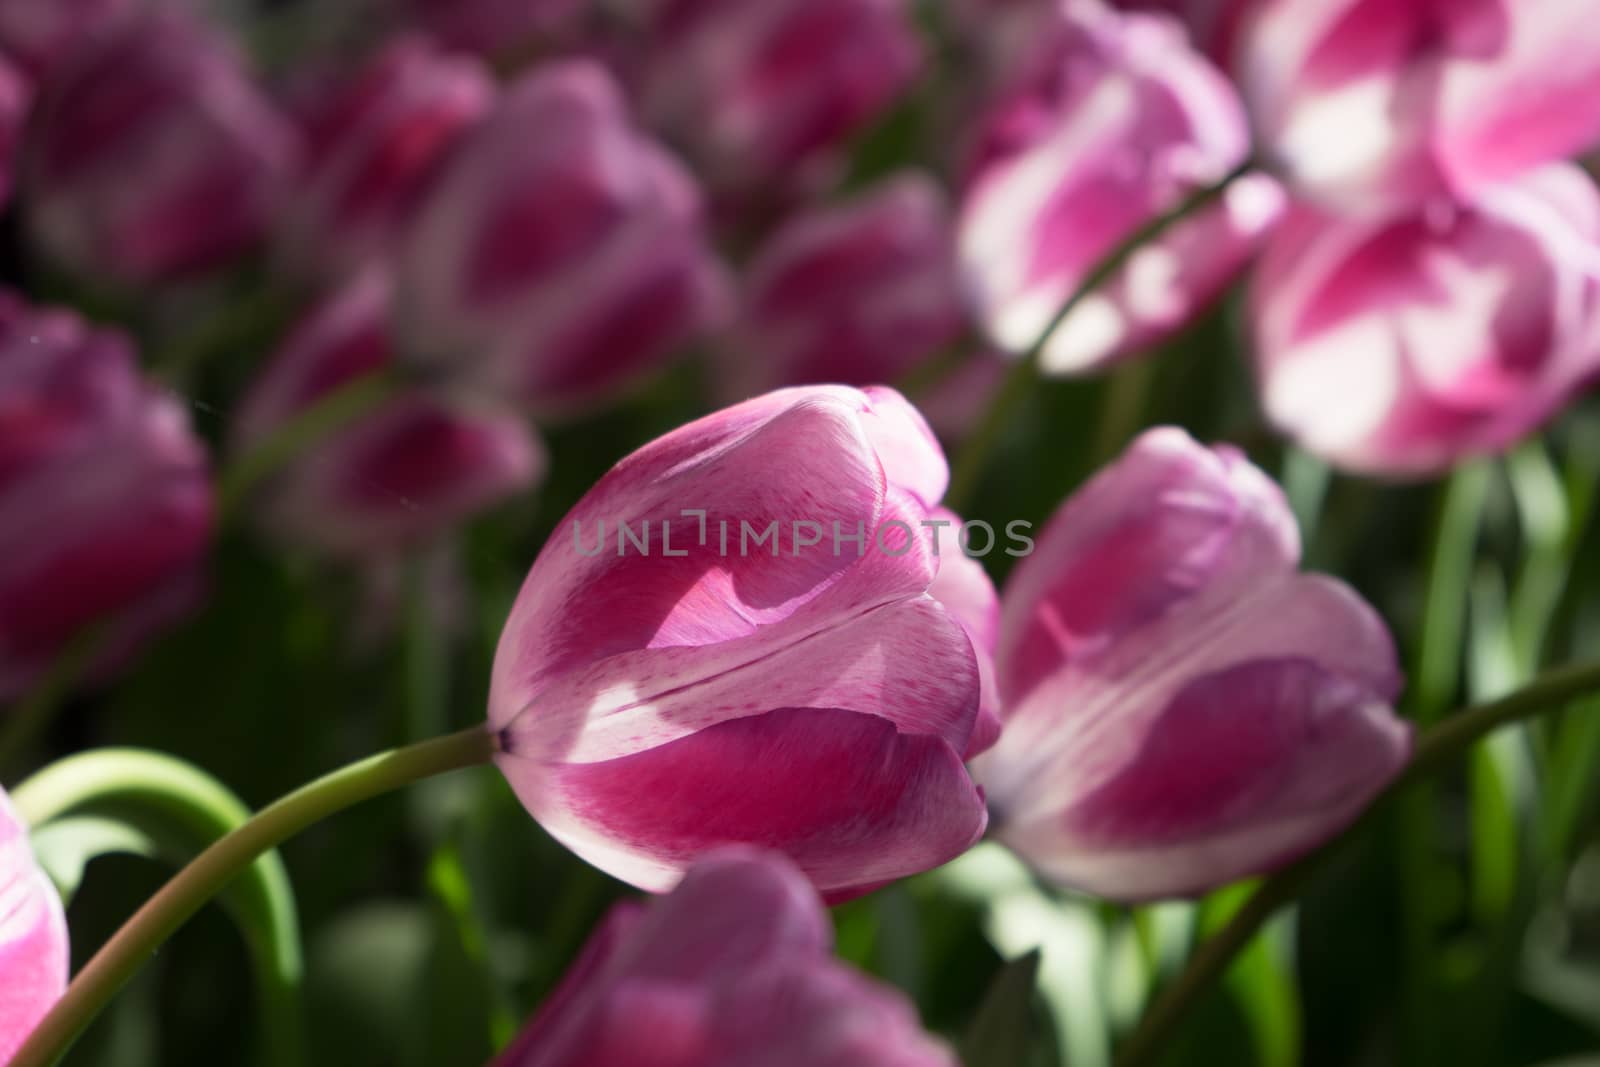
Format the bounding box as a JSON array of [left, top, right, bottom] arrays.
[[501, 706, 987, 900], [0, 789, 69, 1063]]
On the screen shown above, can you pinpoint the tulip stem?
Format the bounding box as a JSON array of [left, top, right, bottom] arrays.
[[217, 367, 406, 520], [1112, 658, 1600, 1067], [8, 724, 499, 1067], [945, 160, 1251, 512]]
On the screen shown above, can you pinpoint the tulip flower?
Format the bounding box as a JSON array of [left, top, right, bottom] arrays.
[[730, 173, 969, 394], [969, 427, 1410, 899], [0, 0, 127, 78], [278, 37, 495, 284], [956, 0, 1284, 376], [0, 786, 69, 1064], [490, 386, 988, 900], [395, 60, 728, 413], [1250, 164, 1600, 476], [493, 847, 958, 1066], [232, 271, 545, 557], [627, 0, 922, 194], [1238, 0, 1600, 212], [0, 292, 213, 701], [925, 507, 1002, 757], [22, 9, 298, 287]]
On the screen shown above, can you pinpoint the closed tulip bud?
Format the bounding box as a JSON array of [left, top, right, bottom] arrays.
[[1251, 165, 1600, 476], [491, 386, 987, 900], [629, 0, 922, 192], [22, 10, 298, 287], [493, 847, 959, 1067], [970, 428, 1410, 899], [957, 1, 1283, 376], [0, 292, 213, 701], [233, 271, 545, 557], [1238, 0, 1600, 212], [0, 786, 68, 1063], [278, 37, 495, 284], [395, 61, 729, 413], [0, 0, 128, 79], [731, 173, 969, 393]]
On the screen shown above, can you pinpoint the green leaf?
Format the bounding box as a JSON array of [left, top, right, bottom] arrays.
[[961, 950, 1042, 1067], [29, 815, 162, 905]]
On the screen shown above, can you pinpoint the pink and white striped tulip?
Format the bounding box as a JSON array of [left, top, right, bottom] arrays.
[[1238, 0, 1600, 213], [490, 386, 989, 901], [278, 37, 495, 284], [395, 61, 728, 413], [957, 1, 1284, 375], [0, 786, 68, 1063], [233, 272, 544, 557], [628, 0, 922, 193], [0, 0, 128, 79], [0, 292, 213, 701], [493, 847, 958, 1067], [1251, 164, 1600, 476], [731, 173, 968, 393], [970, 427, 1410, 899], [22, 9, 298, 286]]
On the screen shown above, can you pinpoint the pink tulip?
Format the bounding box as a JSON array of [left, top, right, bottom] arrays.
[[730, 173, 968, 394], [0, 0, 128, 79], [492, 847, 958, 1067], [278, 37, 495, 284], [395, 60, 728, 413], [969, 427, 1410, 899], [22, 9, 298, 286], [490, 386, 988, 900], [1250, 164, 1600, 475], [956, 1, 1284, 375], [0, 786, 69, 1063], [627, 0, 922, 193], [924, 507, 1002, 758], [0, 291, 213, 701], [411, 0, 588, 55], [233, 271, 545, 557], [0, 54, 27, 210], [1238, 0, 1600, 212]]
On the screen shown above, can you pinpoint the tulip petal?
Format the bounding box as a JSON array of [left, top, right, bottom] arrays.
[[502, 706, 987, 899], [1, 791, 69, 1063]]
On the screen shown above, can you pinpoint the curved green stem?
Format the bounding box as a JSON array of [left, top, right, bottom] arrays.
[[14, 750, 305, 1067], [945, 160, 1251, 511], [219, 368, 405, 519], [9, 725, 498, 1067], [1113, 659, 1600, 1067]]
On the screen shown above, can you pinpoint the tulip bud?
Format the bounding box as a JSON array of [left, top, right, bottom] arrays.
[[233, 271, 545, 557], [490, 386, 987, 900], [1251, 165, 1600, 476], [493, 847, 959, 1067], [0, 786, 68, 1063], [957, 1, 1283, 376], [731, 173, 968, 394], [1238, 0, 1600, 212], [0, 0, 128, 79], [395, 60, 729, 413], [0, 292, 213, 700], [969, 427, 1410, 899], [22, 10, 298, 287], [628, 0, 922, 193], [278, 37, 495, 284]]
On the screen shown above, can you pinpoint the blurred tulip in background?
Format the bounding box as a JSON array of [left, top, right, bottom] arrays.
[[0, 0, 129, 79]]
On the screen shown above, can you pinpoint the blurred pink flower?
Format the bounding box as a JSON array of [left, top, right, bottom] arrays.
[[490, 386, 988, 901], [21, 9, 298, 287], [730, 173, 968, 394], [0, 786, 68, 1063], [278, 37, 495, 284], [1108, 0, 1249, 62], [410, 0, 588, 56], [0, 54, 27, 211], [627, 0, 922, 194], [0, 0, 129, 79], [233, 271, 545, 557], [1251, 164, 1600, 476], [970, 427, 1410, 899], [0, 291, 213, 701], [1238, 0, 1600, 212], [957, 0, 1283, 376], [395, 60, 728, 414], [493, 848, 958, 1066]]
